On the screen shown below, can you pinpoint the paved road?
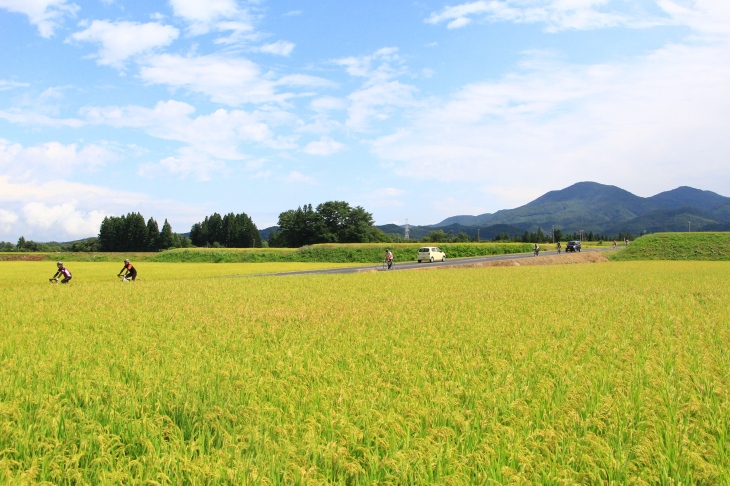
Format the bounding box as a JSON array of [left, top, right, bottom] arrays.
[[254, 247, 617, 277]]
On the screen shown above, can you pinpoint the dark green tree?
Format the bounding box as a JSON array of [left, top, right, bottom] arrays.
[[159, 219, 175, 249], [146, 217, 160, 250]]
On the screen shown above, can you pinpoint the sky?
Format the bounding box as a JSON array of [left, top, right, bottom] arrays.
[[1, 0, 729, 242]]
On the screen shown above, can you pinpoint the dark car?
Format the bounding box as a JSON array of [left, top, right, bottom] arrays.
[[566, 240, 581, 252]]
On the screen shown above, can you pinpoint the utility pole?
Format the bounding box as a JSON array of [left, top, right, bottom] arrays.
[[404, 219, 410, 240], [477, 228, 480, 242], [688, 220, 691, 233], [552, 225, 554, 243]]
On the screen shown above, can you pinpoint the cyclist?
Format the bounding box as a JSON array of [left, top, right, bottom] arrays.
[[613, 240, 617, 249], [556, 241, 561, 253], [118, 259, 138, 281], [385, 249, 394, 270], [533, 243, 540, 256], [50, 262, 72, 284]]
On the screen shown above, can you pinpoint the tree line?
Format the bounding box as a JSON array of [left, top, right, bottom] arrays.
[[98, 213, 190, 252], [268, 201, 388, 247], [189, 212, 262, 248]]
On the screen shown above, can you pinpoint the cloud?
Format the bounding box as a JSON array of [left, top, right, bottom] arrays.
[[169, 0, 254, 38], [83, 100, 285, 159], [258, 40, 295, 56], [0, 175, 205, 240], [0, 208, 18, 233], [335, 48, 420, 132], [68, 20, 179, 69], [21, 202, 107, 237], [0, 0, 78, 37], [303, 136, 345, 156], [425, 0, 671, 32], [83, 100, 301, 180], [283, 171, 315, 184], [371, 31, 730, 198], [0, 139, 117, 178], [0, 80, 30, 91], [138, 54, 289, 106]]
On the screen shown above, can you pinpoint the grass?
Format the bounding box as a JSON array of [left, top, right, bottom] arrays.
[[2, 260, 730, 483], [610, 232, 730, 261]]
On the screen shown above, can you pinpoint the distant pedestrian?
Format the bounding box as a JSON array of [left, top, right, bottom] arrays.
[[533, 243, 540, 256], [556, 241, 561, 253], [50, 261, 72, 284], [625, 238, 629, 246], [613, 240, 617, 249], [118, 259, 137, 281]]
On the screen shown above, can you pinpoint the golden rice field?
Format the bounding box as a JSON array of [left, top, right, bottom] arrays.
[[1, 260, 729, 484]]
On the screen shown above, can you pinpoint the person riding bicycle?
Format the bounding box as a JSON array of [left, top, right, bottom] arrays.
[[556, 241, 561, 253], [533, 243, 540, 256], [118, 259, 137, 281], [385, 249, 394, 269], [50, 261, 72, 284]]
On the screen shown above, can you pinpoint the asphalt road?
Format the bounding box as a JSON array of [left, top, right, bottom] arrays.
[[257, 246, 617, 277]]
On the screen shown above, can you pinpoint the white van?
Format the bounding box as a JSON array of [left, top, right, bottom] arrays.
[[417, 247, 446, 263]]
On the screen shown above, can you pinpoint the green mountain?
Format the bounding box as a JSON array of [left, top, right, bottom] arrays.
[[435, 181, 730, 235], [605, 207, 720, 235]]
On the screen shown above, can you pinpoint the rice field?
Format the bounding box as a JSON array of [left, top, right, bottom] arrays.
[[1, 260, 729, 484]]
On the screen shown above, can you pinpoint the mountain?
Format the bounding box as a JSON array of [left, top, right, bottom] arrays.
[[435, 182, 730, 235], [605, 207, 721, 235]]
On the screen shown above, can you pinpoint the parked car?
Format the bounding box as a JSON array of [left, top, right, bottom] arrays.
[[566, 240, 582, 252], [417, 247, 446, 263]]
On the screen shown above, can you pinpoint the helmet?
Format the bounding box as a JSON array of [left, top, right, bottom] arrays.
[[57, 261, 63, 265], [124, 259, 130, 263]]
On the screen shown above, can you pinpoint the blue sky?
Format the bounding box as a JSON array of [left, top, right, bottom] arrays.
[[1, 0, 729, 242]]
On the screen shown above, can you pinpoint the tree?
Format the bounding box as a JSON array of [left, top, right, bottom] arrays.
[[273, 201, 378, 247], [146, 217, 160, 250], [159, 219, 175, 249], [189, 211, 261, 248]]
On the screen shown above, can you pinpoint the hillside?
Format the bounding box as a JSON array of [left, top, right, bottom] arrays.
[[610, 233, 730, 261], [435, 181, 730, 235], [605, 207, 720, 235]]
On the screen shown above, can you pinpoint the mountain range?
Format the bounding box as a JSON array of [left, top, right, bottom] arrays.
[[379, 182, 730, 239]]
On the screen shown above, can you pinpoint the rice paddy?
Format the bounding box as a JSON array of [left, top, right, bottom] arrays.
[[1, 259, 729, 484]]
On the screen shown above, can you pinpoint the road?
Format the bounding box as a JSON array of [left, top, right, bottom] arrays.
[[255, 247, 616, 277]]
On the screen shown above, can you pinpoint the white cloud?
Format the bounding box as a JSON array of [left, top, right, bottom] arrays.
[[68, 20, 179, 69], [258, 40, 295, 56], [283, 171, 315, 184], [169, 0, 254, 39], [83, 100, 285, 160], [0, 208, 18, 233], [84, 100, 301, 180], [303, 136, 345, 156], [21, 202, 106, 237], [0, 139, 117, 178], [0, 175, 205, 240], [335, 48, 420, 132], [0, 80, 30, 91], [0, 109, 85, 128], [425, 0, 671, 32], [374, 188, 406, 197], [0, 0, 78, 37], [138, 54, 288, 106], [371, 31, 730, 198]]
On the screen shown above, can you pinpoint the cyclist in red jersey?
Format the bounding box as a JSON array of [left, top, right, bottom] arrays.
[[50, 262, 72, 283]]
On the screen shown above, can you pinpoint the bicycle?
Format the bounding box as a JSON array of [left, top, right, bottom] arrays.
[[383, 259, 393, 270]]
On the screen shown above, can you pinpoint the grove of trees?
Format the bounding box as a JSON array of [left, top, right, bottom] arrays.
[[268, 201, 388, 247], [189, 212, 262, 248], [98, 213, 189, 252]]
